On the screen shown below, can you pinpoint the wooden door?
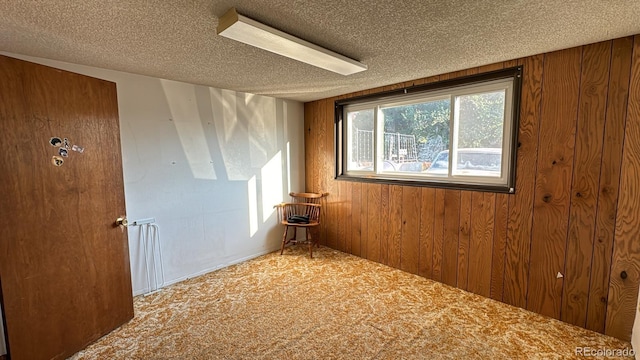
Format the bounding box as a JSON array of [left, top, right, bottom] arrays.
[[0, 55, 133, 359]]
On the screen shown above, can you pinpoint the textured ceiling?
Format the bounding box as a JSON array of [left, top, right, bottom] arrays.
[[1, 0, 639, 102]]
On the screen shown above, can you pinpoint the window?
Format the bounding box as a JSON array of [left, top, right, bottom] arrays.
[[335, 67, 522, 193]]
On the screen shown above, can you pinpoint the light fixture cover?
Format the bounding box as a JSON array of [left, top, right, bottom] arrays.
[[217, 8, 367, 76]]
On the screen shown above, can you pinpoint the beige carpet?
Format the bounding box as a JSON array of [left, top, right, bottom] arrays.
[[70, 246, 633, 359]]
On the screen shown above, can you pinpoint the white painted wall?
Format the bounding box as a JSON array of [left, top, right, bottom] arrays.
[[0, 52, 305, 355]]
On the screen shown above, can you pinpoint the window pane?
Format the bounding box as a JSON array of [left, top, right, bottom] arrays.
[[347, 109, 374, 171], [453, 91, 505, 177], [380, 99, 450, 174], [336, 68, 520, 192]]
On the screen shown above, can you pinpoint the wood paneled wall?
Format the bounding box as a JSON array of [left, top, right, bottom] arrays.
[[304, 35, 640, 341]]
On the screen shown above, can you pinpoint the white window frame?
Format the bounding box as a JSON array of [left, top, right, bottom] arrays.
[[335, 67, 522, 193]]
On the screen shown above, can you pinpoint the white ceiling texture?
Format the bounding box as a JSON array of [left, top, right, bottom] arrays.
[[1, 0, 639, 102]]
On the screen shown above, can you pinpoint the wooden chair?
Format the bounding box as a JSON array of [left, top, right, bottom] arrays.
[[275, 192, 328, 258]]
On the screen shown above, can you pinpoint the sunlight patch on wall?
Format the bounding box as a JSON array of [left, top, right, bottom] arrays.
[[261, 151, 283, 222], [209, 89, 282, 183], [248, 175, 258, 237], [210, 88, 252, 180], [221, 88, 238, 142], [245, 94, 277, 168], [160, 80, 216, 180], [286, 142, 291, 194]]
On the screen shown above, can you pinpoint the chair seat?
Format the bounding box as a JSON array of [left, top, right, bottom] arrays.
[[280, 220, 319, 227]]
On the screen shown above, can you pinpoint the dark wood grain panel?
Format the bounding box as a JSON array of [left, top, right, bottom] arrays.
[[469, 193, 496, 298], [324, 99, 338, 249], [350, 182, 362, 256], [366, 183, 382, 263], [343, 181, 353, 254], [380, 184, 390, 265], [442, 190, 461, 287], [504, 54, 544, 308], [443, 69, 475, 80], [527, 47, 582, 319], [468, 192, 484, 292], [314, 99, 327, 245], [433, 189, 446, 282], [457, 191, 472, 290], [419, 187, 436, 279], [491, 193, 509, 301], [315, 97, 324, 205], [562, 41, 611, 327], [413, 76, 438, 88], [606, 35, 640, 341], [359, 180, 369, 258], [477, 62, 506, 73], [336, 180, 347, 252], [401, 186, 421, 274], [388, 185, 403, 268], [368, 87, 386, 96], [482, 193, 497, 296], [587, 37, 633, 333], [304, 102, 315, 193], [325, 99, 335, 248], [503, 59, 519, 69], [383, 83, 405, 92]]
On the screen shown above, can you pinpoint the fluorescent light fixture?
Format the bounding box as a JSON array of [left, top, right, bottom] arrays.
[[217, 8, 367, 76]]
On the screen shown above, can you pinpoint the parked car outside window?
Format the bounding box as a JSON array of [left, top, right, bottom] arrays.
[[426, 148, 502, 177]]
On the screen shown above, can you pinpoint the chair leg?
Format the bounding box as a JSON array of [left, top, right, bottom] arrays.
[[280, 226, 289, 255], [307, 228, 313, 258], [292, 227, 297, 242], [313, 228, 320, 248]]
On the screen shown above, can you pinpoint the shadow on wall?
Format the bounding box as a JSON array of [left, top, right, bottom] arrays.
[[159, 81, 291, 234], [119, 78, 303, 294]]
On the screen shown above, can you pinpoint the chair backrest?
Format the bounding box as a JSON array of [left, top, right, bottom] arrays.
[[289, 192, 328, 204]]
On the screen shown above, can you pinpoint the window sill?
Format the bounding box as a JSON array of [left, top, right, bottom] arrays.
[[335, 174, 515, 194]]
